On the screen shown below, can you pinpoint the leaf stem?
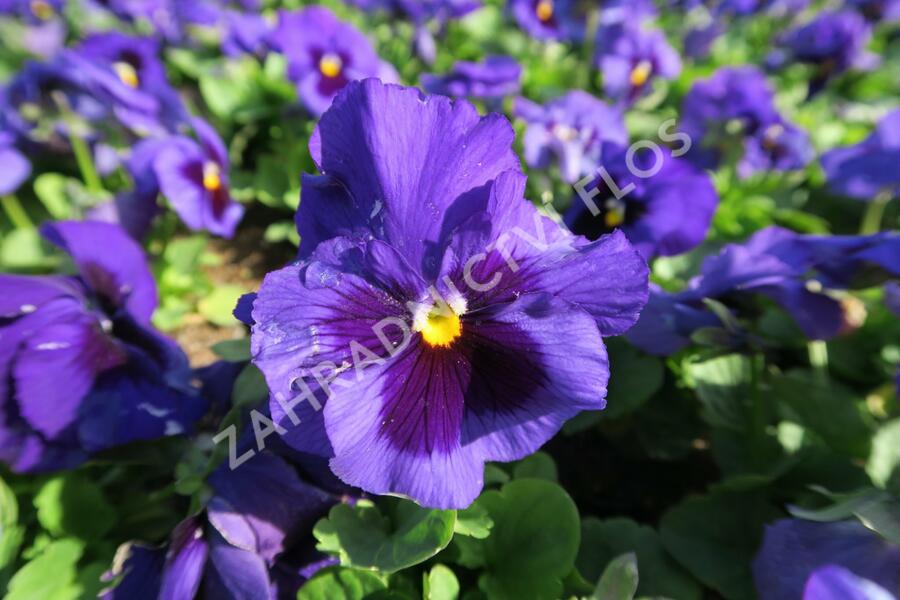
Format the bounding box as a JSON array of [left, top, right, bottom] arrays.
[[1, 194, 34, 230], [859, 191, 892, 235]]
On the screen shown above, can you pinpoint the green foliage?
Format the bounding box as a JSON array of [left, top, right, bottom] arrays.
[[33, 474, 117, 540], [297, 567, 388, 600], [314, 499, 456, 574], [591, 553, 639, 600]]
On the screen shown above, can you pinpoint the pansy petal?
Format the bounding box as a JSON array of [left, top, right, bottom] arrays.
[[159, 519, 209, 600], [101, 544, 165, 600], [202, 529, 273, 600], [40, 220, 158, 323], [0, 146, 31, 195], [804, 566, 896, 600]]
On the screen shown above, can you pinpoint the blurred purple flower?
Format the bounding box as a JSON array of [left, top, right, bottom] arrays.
[[63, 32, 186, 135], [754, 519, 900, 600], [625, 284, 722, 355], [848, 0, 900, 23], [679, 66, 813, 177], [565, 143, 718, 260], [822, 109, 900, 201], [101, 451, 336, 600], [153, 118, 244, 238], [804, 566, 897, 600], [510, 0, 585, 41], [595, 21, 681, 104], [248, 80, 649, 508], [422, 55, 521, 103], [0, 130, 31, 195], [771, 10, 876, 95], [273, 6, 398, 116], [513, 90, 627, 183], [221, 11, 273, 58], [0, 221, 207, 473]]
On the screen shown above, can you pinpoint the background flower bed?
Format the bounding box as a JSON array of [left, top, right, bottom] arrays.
[[0, 0, 898, 599]]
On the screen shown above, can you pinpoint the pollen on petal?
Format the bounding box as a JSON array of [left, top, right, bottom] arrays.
[[629, 60, 653, 88], [113, 61, 140, 89], [202, 162, 222, 192], [319, 53, 343, 79], [536, 0, 554, 23]]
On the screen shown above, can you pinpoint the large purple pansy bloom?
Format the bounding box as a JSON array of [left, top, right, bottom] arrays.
[[273, 7, 398, 116], [246, 81, 649, 509], [754, 519, 900, 600], [565, 143, 718, 260], [510, 0, 585, 41], [822, 109, 900, 201], [770, 10, 876, 95], [153, 118, 244, 238], [679, 66, 813, 178], [513, 90, 627, 184], [422, 55, 522, 104], [101, 451, 337, 600], [594, 20, 681, 105], [62, 32, 186, 135], [0, 221, 207, 473]]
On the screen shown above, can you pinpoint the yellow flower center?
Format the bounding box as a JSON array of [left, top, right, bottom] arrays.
[[536, 0, 554, 22], [203, 162, 222, 192], [113, 61, 139, 89], [604, 199, 626, 228], [30, 0, 54, 20], [629, 60, 653, 88], [319, 53, 343, 79], [414, 300, 465, 348]]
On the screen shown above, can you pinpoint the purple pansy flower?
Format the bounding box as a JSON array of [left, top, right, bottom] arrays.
[[273, 6, 398, 116], [770, 10, 876, 95], [848, 0, 900, 23], [822, 109, 900, 201], [510, 0, 585, 41], [94, 0, 224, 43], [422, 55, 522, 103], [0, 221, 207, 473], [624, 284, 722, 356], [513, 90, 627, 184], [221, 11, 273, 58], [754, 519, 900, 600], [679, 66, 813, 178], [594, 20, 681, 104], [0, 0, 66, 57], [565, 143, 719, 260], [153, 118, 244, 238], [246, 80, 649, 509], [63, 32, 186, 135], [0, 129, 31, 195], [101, 451, 337, 600]]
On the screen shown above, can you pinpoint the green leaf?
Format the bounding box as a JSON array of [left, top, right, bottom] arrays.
[[6, 538, 84, 600], [298, 567, 387, 600], [314, 499, 456, 573], [660, 492, 780, 600], [592, 553, 638, 600], [578, 518, 701, 600], [33, 474, 116, 540], [685, 354, 751, 431], [198, 284, 246, 327], [424, 565, 460, 600], [0, 228, 48, 269], [867, 419, 900, 488], [231, 363, 268, 409], [33, 173, 73, 219], [471, 479, 581, 600], [0, 475, 23, 587], [512, 452, 558, 482], [454, 503, 493, 539], [771, 370, 872, 459], [211, 338, 251, 362]]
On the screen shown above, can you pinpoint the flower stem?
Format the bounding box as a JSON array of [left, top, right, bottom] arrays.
[[69, 133, 103, 194], [1, 194, 34, 229], [859, 191, 892, 235], [749, 352, 768, 468], [807, 340, 829, 381]]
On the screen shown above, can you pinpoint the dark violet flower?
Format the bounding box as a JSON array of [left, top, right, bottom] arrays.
[[63, 32, 186, 135], [754, 519, 900, 600], [273, 6, 398, 116], [0, 0, 66, 58], [0, 130, 31, 195], [221, 11, 273, 58], [513, 90, 627, 184], [153, 118, 245, 238], [848, 0, 900, 23], [594, 20, 681, 104], [679, 66, 813, 177], [94, 0, 222, 43], [680, 226, 900, 340], [683, 22, 724, 61], [624, 284, 722, 356], [510, 0, 585, 42], [101, 451, 336, 600], [1, 60, 108, 152], [565, 143, 719, 260], [822, 109, 900, 201], [247, 80, 649, 509], [772, 10, 876, 95], [0, 220, 207, 473], [421, 55, 522, 103]]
